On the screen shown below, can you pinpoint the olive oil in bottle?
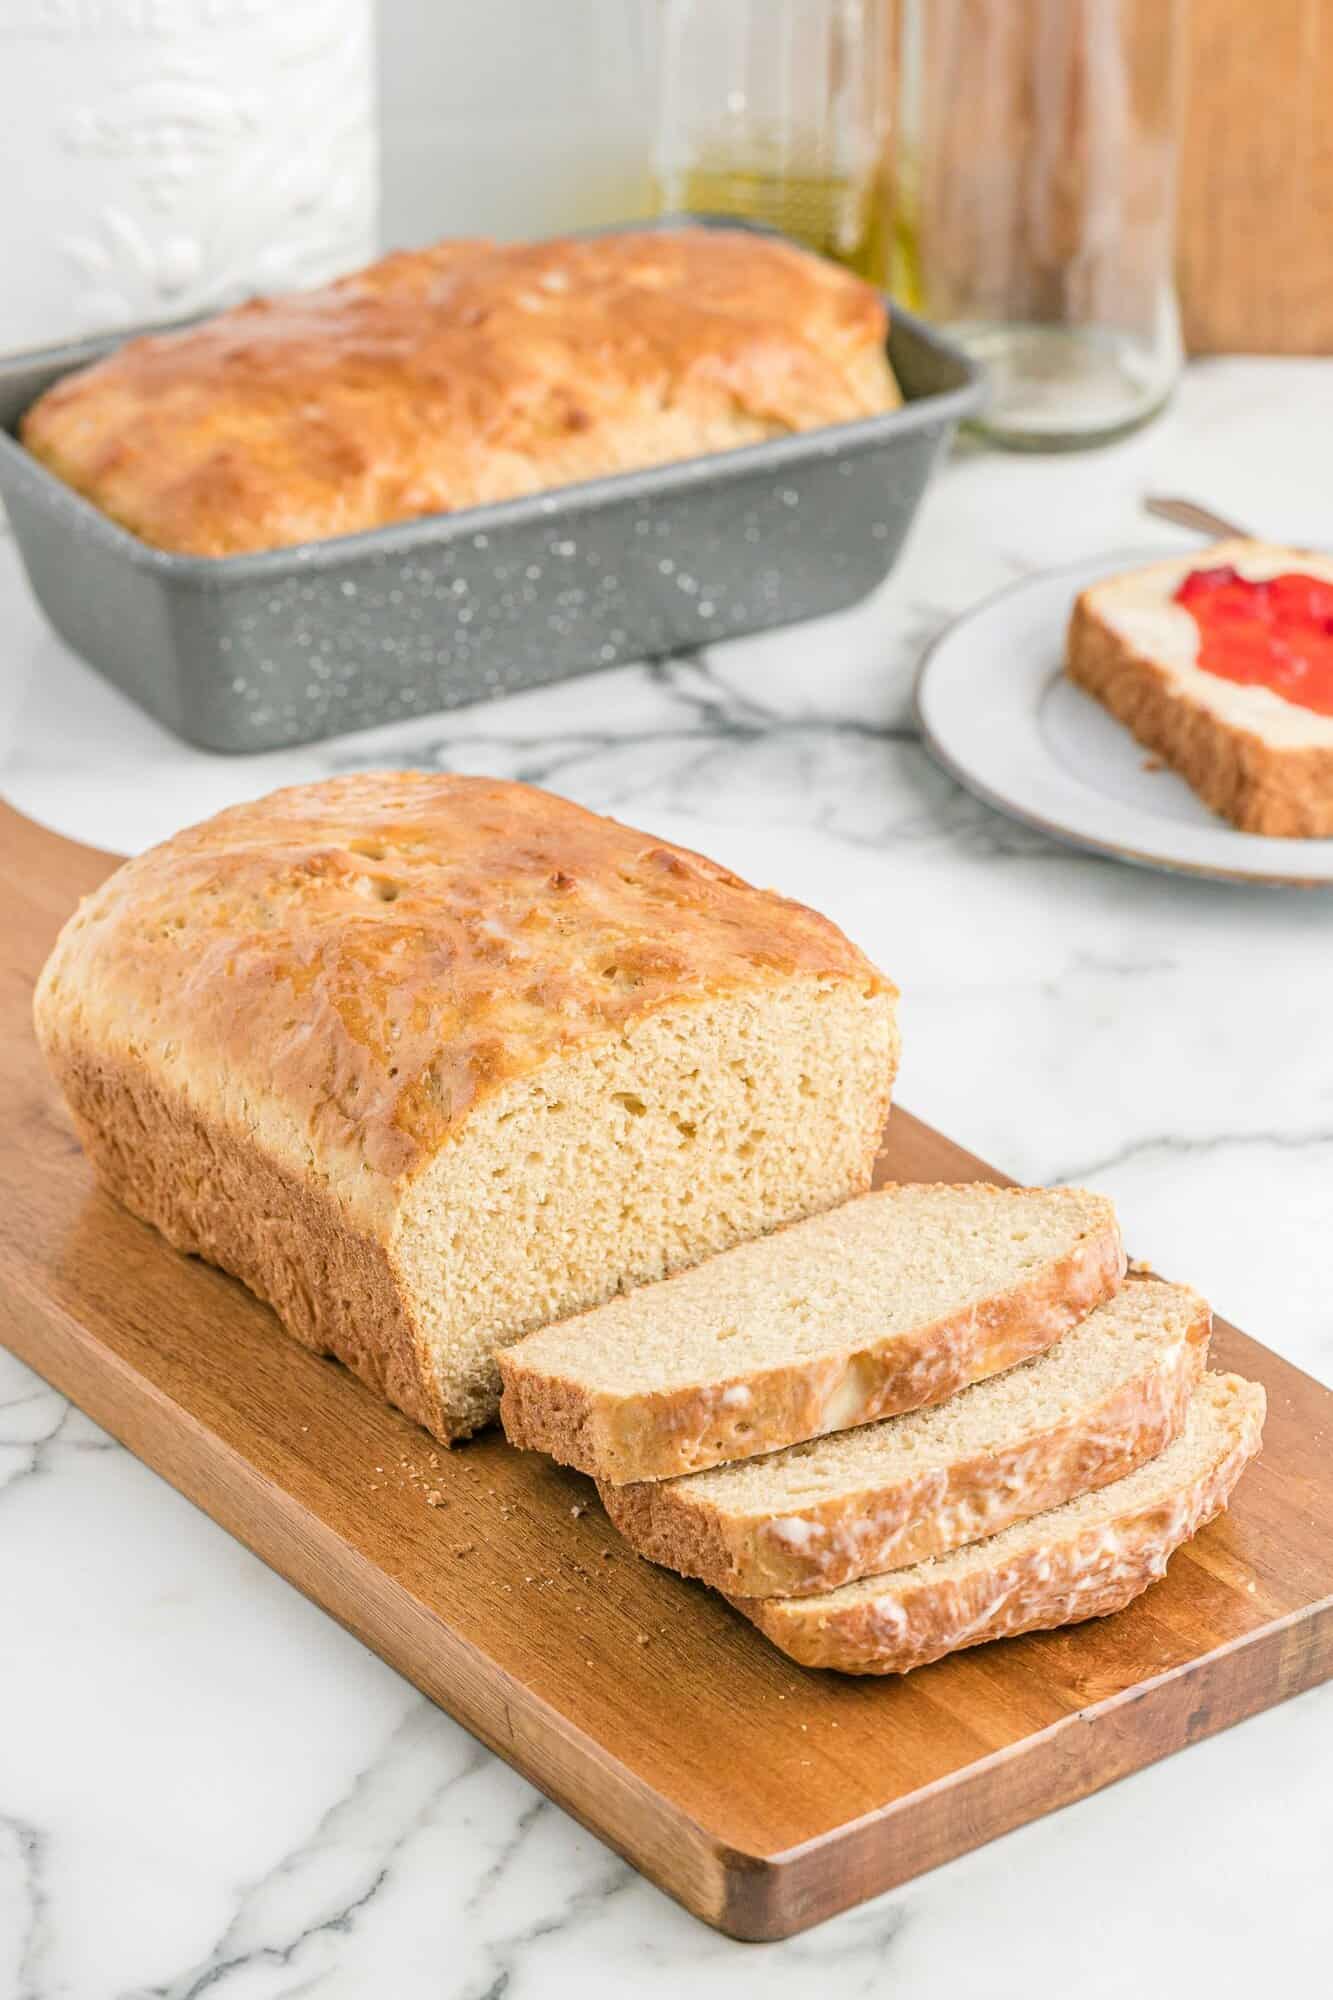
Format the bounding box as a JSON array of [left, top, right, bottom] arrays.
[[652, 2, 896, 286], [652, 160, 892, 285]]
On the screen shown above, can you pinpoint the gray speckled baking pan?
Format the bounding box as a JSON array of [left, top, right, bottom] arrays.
[[0, 227, 983, 753]]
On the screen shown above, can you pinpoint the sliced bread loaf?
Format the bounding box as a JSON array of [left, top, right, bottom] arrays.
[[499, 1183, 1125, 1484], [34, 773, 897, 1443], [600, 1275, 1210, 1596], [1067, 539, 1333, 836], [735, 1371, 1265, 1673]]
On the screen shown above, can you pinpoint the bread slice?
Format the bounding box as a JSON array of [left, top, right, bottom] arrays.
[[600, 1275, 1209, 1596], [1067, 539, 1333, 836], [499, 1184, 1125, 1484], [736, 1371, 1265, 1673], [33, 773, 898, 1443]]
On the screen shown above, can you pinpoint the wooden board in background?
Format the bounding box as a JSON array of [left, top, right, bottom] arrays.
[[1, 799, 1330, 1940], [1179, 0, 1333, 355]]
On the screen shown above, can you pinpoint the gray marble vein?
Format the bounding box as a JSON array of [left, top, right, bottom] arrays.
[[0, 1365, 115, 1505], [0, 1815, 48, 2000], [123, 1706, 493, 2000], [1055, 1126, 1333, 1184]]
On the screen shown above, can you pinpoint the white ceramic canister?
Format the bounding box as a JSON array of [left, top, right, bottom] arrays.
[[0, 0, 378, 353]]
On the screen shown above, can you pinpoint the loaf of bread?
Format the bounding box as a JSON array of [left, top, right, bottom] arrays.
[[736, 1372, 1266, 1673], [499, 1183, 1126, 1483], [1067, 539, 1333, 837], [600, 1275, 1209, 1596], [21, 227, 900, 558], [33, 773, 898, 1441]]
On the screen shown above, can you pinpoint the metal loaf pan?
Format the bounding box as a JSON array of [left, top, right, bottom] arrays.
[[0, 228, 984, 754]]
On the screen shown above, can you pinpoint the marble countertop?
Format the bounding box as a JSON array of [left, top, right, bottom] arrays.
[[2, 359, 1331, 1998]]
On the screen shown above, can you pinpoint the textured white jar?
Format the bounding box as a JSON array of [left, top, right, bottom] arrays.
[[1, 0, 378, 353]]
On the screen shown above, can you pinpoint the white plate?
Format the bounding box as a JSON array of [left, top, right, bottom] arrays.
[[915, 549, 1333, 887]]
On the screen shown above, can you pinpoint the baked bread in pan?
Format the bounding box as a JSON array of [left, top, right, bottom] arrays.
[[21, 228, 900, 558]]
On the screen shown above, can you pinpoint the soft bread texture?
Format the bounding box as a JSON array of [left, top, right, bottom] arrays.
[[499, 1184, 1126, 1484], [1067, 539, 1333, 836], [21, 227, 900, 558], [600, 1276, 1209, 1596], [33, 773, 898, 1442], [737, 1371, 1266, 1673]]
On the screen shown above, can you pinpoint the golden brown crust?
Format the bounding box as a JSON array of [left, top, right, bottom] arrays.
[[1067, 594, 1333, 837], [33, 773, 895, 1445], [599, 1292, 1210, 1595], [34, 773, 890, 1208], [498, 1198, 1127, 1484], [48, 1039, 445, 1434], [738, 1376, 1265, 1673], [21, 228, 898, 558]]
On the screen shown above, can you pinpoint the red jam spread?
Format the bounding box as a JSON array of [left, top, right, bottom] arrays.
[[1174, 564, 1333, 717]]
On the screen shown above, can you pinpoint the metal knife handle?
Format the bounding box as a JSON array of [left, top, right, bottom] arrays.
[[1143, 495, 1254, 542]]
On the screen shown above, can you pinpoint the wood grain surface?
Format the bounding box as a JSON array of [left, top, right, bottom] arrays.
[[1, 798, 1330, 1940], [1179, 0, 1333, 355]]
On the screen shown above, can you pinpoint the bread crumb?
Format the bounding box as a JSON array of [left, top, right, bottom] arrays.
[[570, 1503, 586, 1518], [424, 1490, 446, 1508], [636, 1632, 650, 1645]]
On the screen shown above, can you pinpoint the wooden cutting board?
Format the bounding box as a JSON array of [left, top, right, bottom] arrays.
[[2, 799, 1330, 1941]]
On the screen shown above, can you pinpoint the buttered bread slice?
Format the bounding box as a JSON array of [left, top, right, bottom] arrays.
[[601, 1276, 1208, 1596], [736, 1371, 1266, 1673], [1067, 539, 1333, 836], [499, 1183, 1125, 1484]]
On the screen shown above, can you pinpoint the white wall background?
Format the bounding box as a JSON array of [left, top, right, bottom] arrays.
[[376, 0, 657, 249]]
